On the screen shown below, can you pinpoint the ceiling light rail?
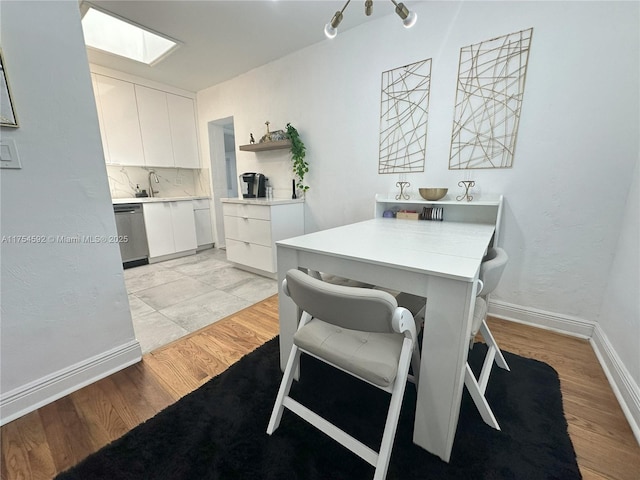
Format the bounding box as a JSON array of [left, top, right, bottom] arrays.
[[324, 0, 417, 39]]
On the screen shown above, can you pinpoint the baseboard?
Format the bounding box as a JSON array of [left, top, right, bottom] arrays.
[[0, 340, 142, 426], [590, 325, 640, 444], [489, 299, 640, 445], [489, 299, 595, 339]]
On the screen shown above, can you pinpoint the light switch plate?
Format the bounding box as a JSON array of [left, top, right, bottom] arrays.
[[0, 138, 22, 169]]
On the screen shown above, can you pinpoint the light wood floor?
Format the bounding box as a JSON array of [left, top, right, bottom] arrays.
[[2, 295, 639, 479]]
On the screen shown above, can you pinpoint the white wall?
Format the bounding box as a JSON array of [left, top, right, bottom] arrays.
[[596, 155, 640, 436], [599, 155, 639, 381], [197, 0, 639, 412], [0, 1, 141, 424]]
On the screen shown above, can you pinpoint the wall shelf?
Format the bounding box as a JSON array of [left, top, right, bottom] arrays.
[[238, 139, 291, 152]]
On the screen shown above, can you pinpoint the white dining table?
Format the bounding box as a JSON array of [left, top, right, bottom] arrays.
[[275, 217, 496, 462]]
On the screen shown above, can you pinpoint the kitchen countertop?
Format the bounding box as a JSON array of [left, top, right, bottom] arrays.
[[221, 197, 304, 206], [112, 196, 210, 204]]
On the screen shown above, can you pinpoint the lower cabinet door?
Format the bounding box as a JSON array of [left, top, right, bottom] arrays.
[[143, 202, 175, 258], [225, 239, 274, 273], [171, 201, 197, 253], [194, 209, 214, 246]]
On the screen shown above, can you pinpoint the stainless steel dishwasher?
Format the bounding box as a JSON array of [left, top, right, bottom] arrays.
[[113, 203, 149, 268]]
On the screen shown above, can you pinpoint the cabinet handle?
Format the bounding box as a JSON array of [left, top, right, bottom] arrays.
[[244, 241, 250, 245], [242, 216, 249, 220]]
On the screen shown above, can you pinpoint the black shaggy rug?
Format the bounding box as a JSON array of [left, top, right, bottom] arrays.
[[56, 338, 581, 480]]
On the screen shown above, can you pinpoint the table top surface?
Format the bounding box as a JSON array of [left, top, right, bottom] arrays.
[[277, 218, 496, 281]]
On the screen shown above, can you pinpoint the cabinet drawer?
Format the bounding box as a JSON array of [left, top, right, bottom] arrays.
[[222, 203, 271, 220], [223, 215, 271, 246], [226, 239, 274, 273]]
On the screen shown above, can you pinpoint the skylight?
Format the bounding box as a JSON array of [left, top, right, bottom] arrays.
[[81, 5, 179, 65]]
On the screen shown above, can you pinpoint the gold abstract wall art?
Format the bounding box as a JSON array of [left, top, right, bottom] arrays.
[[0, 49, 18, 127], [449, 28, 533, 170], [379, 58, 432, 174]]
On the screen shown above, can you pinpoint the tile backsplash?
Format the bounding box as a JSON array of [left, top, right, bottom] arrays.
[[107, 166, 210, 199]]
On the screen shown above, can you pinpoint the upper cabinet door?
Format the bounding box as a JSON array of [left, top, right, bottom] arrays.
[[135, 85, 174, 168], [93, 74, 144, 166], [90, 74, 110, 163], [167, 94, 200, 168]]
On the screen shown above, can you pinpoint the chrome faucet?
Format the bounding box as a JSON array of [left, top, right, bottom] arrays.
[[148, 170, 160, 197]]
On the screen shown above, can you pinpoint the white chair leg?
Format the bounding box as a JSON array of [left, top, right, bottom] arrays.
[[479, 320, 510, 371], [464, 363, 500, 430], [374, 338, 413, 480], [267, 345, 302, 434]]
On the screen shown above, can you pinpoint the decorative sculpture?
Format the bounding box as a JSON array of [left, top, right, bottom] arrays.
[[260, 121, 272, 143], [396, 181, 411, 200], [457, 180, 475, 202]]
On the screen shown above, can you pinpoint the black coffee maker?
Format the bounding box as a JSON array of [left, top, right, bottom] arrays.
[[240, 172, 267, 198]]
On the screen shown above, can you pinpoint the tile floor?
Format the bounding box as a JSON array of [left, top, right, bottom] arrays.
[[124, 248, 278, 353]]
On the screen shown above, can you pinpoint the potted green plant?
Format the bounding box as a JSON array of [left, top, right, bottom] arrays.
[[286, 123, 308, 196]]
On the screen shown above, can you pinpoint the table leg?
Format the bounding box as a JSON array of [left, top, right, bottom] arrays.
[[413, 276, 476, 462]]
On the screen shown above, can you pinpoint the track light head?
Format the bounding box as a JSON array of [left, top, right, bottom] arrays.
[[324, 10, 343, 39], [395, 2, 417, 28], [365, 0, 373, 16]]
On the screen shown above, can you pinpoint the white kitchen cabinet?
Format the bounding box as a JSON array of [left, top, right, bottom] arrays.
[[91, 70, 200, 168], [222, 199, 304, 277], [90, 74, 110, 163], [167, 94, 200, 168], [143, 200, 197, 261], [92, 74, 145, 166], [193, 199, 214, 249], [135, 85, 174, 168], [135, 85, 200, 168]]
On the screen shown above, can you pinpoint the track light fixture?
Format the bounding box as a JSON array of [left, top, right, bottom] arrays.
[[391, 0, 418, 28], [324, 0, 417, 39]]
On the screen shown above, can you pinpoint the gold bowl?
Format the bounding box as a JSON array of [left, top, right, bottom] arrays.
[[419, 188, 448, 201]]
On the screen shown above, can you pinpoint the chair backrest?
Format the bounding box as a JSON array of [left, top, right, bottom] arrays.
[[477, 247, 508, 297], [284, 269, 397, 333]]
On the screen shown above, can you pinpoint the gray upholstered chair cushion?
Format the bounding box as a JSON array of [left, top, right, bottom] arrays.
[[293, 318, 405, 387], [286, 269, 397, 333], [471, 297, 488, 338], [477, 248, 508, 297], [320, 273, 374, 289]]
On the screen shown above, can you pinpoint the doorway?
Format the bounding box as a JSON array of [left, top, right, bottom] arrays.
[[208, 117, 237, 248]]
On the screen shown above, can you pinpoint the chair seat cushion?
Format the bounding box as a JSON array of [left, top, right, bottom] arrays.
[[294, 318, 405, 387]]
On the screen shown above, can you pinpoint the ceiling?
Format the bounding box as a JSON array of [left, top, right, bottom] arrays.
[[83, 0, 408, 92]]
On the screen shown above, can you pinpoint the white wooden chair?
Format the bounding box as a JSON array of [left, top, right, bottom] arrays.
[[267, 269, 420, 480], [395, 247, 509, 430], [463, 247, 510, 430]]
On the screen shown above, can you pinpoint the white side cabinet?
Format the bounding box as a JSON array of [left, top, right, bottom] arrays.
[[222, 199, 304, 277], [143, 200, 197, 261], [193, 199, 214, 249], [92, 74, 145, 166], [374, 194, 504, 245]]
